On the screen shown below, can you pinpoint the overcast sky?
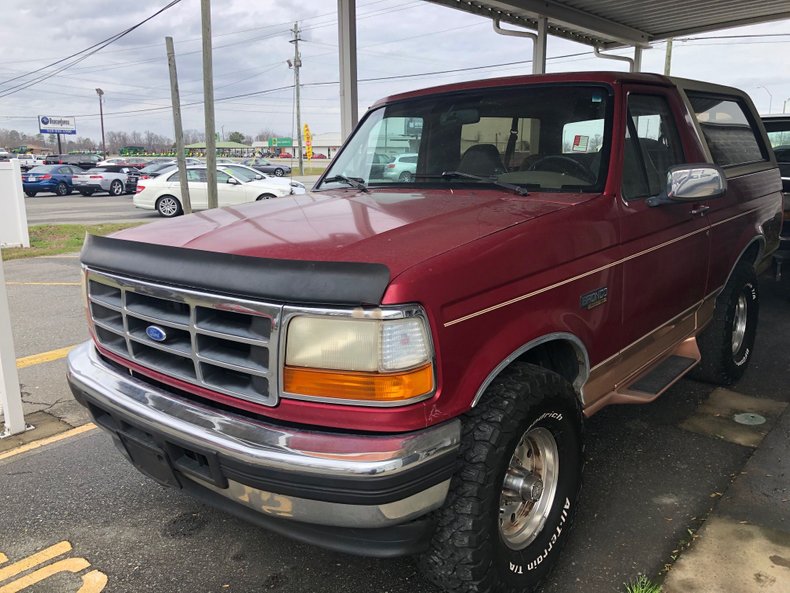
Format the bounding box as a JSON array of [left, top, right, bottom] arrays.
[[1, 0, 789, 144]]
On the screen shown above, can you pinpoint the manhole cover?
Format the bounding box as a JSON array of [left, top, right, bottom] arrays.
[[733, 413, 766, 426]]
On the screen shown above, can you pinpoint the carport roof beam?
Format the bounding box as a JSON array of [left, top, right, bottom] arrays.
[[424, 0, 790, 49]]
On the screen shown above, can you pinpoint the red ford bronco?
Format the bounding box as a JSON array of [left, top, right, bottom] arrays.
[[68, 72, 782, 593]]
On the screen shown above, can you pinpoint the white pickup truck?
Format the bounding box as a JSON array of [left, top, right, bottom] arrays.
[[15, 154, 44, 171]]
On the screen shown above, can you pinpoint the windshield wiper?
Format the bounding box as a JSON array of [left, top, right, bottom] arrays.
[[435, 171, 529, 196], [322, 175, 368, 192]]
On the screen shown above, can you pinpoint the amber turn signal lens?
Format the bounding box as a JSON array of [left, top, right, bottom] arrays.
[[283, 363, 434, 402]]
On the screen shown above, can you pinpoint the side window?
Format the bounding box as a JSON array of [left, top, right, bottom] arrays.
[[217, 171, 231, 183], [187, 169, 207, 182], [622, 94, 685, 200], [687, 93, 766, 167], [167, 172, 180, 182], [59, 167, 71, 175]]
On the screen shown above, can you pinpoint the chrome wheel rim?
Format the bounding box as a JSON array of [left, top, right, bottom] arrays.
[[499, 426, 559, 550], [111, 181, 122, 195], [732, 293, 748, 355], [159, 198, 178, 216]]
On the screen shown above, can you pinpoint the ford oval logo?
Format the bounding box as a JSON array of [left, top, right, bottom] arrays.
[[145, 325, 168, 342]]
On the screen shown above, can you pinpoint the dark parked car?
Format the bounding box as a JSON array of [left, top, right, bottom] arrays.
[[21, 164, 83, 196], [242, 158, 291, 177], [44, 153, 102, 170], [137, 161, 177, 180]]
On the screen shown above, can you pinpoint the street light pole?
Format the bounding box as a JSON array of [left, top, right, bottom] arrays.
[[95, 88, 107, 157], [757, 86, 773, 114]]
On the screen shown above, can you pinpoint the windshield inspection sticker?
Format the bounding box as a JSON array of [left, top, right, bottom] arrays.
[[571, 135, 589, 152]]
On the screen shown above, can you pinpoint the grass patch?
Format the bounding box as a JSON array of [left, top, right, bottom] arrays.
[[2, 223, 143, 260], [625, 575, 662, 593]]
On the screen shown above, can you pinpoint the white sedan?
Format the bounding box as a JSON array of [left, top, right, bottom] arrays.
[[218, 163, 306, 195], [134, 165, 292, 217]]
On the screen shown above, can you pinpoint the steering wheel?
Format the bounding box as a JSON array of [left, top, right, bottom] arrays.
[[528, 155, 596, 184]]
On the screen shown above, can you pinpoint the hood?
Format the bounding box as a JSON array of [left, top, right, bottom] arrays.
[[114, 188, 590, 280]]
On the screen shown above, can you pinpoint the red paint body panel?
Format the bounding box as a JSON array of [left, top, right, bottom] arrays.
[[99, 72, 783, 433]]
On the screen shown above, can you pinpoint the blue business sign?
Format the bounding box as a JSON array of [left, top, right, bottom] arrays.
[[38, 115, 77, 135]]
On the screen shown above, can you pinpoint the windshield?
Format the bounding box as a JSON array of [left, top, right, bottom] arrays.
[[320, 84, 612, 192]]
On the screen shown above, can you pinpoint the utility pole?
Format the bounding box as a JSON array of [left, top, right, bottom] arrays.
[[95, 88, 107, 157], [166, 36, 192, 214], [201, 0, 218, 209], [663, 38, 673, 76], [290, 22, 304, 175], [57, 134, 62, 154]]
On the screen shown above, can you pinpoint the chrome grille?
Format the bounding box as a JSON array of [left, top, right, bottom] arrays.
[[86, 268, 282, 406]]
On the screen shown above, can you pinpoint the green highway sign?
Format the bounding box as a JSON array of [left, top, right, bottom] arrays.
[[268, 137, 293, 147]]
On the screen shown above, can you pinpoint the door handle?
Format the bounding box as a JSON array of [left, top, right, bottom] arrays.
[[690, 205, 710, 216]]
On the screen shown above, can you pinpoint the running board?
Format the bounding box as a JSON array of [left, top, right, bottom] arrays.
[[627, 355, 697, 395], [583, 336, 701, 415]]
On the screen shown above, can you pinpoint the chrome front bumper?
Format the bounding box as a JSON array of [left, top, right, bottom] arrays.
[[67, 342, 459, 530]]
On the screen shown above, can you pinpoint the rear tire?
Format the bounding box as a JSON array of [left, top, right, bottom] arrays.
[[273, 168, 284, 177], [400, 171, 414, 182], [109, 180, 124, 196], [25, 191, 36, 197], [155, 195, 183, 218], [55, 182, 69, 196], [420, 363, 583, 593], [692, 261, 758, 385], [256, 193, 276, 201]]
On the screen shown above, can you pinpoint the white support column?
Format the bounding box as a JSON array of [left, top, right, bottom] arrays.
[[633, 46, 643, 73], [0, 253, 25, 437], [532, 16, 548, 74], [337, 0, 359, 141]]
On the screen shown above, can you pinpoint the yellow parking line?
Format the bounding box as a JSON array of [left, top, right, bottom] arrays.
[[16, 345, 77, 369], [5, 282, 81, 286], [0, 424, 97, 462]]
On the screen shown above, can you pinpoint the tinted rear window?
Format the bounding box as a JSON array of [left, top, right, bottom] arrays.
[[687, 93, 767, 167]]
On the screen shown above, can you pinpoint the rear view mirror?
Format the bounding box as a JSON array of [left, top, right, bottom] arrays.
[[440, 108, 480, 126]]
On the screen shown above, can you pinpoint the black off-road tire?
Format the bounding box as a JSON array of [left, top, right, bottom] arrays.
[[691, 261, 758, 385], [419, 363, 584, 593]]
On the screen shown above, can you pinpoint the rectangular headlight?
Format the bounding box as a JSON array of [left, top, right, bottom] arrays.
[[284, 312, 434, 404], [286, 316, 430, 372]]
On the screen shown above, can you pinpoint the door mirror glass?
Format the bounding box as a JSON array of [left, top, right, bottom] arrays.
[[227, 176, 240, 185], [666, 164, 726, 201]]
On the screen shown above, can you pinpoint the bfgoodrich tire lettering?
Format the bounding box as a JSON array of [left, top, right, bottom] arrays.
[[420, 363, 583, 593], [692, 261, 758, 385]]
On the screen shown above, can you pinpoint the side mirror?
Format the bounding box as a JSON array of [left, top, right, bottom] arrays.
[[648, 164, 726, 207], [227, 177, 240, 185]]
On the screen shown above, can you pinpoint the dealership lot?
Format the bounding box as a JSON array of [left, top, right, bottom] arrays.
[[1, 251, 788, 592]]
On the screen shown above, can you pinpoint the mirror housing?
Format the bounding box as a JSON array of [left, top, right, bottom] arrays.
[[647, 164, 726, 207], [227, 177, 240, 185]]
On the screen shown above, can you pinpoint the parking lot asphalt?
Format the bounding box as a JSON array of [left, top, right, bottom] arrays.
[[0, 257, 788, 592]]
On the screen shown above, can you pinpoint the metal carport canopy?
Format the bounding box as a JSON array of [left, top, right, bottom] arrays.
[[335, 0, 790, 137], [422, 0, 790, 48]]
